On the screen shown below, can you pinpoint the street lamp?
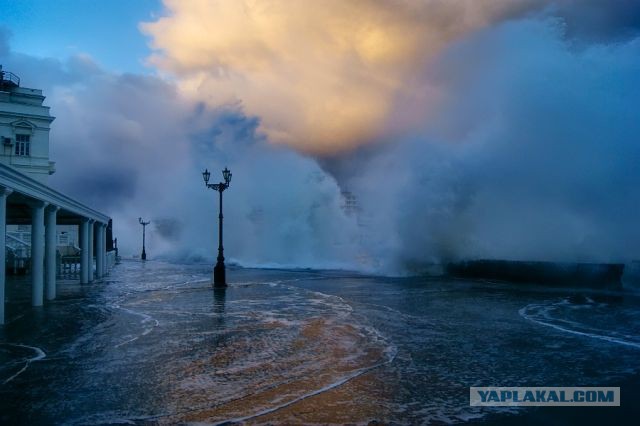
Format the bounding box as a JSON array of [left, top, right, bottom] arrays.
[[138, 217, 150, 260], [203, 167, 232, 287]]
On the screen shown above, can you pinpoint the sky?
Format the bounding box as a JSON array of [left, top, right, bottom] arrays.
[[0, 0, 159, 73], [1, 1, 639, 273]]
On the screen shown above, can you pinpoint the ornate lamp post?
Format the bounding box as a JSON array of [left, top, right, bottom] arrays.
[[138, 217, 150, 260], [203, 167, 232, 287]]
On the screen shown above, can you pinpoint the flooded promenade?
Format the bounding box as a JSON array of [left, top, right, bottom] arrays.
[[1, 260, 639, 424]]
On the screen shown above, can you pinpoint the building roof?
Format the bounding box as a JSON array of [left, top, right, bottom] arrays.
[[0, 162, 110, 225]]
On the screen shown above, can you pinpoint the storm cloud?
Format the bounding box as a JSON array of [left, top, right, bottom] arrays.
[[141, 1, 640, 270], [141, 0, 640, 156]]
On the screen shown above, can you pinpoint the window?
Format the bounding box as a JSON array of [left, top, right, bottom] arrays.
[[15, 134, 30, 156]]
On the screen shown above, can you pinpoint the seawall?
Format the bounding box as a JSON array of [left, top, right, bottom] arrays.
[[447, 260, 625, 289]]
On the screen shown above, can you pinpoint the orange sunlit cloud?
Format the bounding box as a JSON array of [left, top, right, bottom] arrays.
[[142, 0, 537, 155]]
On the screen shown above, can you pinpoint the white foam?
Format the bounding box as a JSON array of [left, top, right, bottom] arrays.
[[212, 346, 397, 425], [111, 304, 160, 348], [1, 343, 46, 384], [519, 302, 640, 349], [207, 298, 398, 425]]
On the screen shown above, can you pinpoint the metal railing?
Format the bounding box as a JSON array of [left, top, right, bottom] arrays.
[[0, 70, 20, 87], [5, 234, 30, 274], [4, 236, 117, 278], [58, 245, 81, 278]]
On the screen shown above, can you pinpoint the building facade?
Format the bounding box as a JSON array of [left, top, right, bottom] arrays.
[[0, 66, 56, 183]]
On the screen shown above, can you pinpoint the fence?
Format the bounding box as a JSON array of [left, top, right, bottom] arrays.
[[5, 236, 118, 279]]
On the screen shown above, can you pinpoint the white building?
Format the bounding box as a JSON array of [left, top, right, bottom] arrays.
[[1, 66, 113, 325], [1, 66, 79, 252], [0, 66, 55, 183]]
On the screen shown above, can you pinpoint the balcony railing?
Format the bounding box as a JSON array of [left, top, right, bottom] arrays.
[[0, 70, 20, 88]]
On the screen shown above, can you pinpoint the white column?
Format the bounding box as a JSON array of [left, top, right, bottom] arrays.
[[95, 223, 104, 279], [78, 222, 83, 279], [80, 218, 89, 284], [0, 187, 13, 325], [45, 205, 59, 300], [31, 201, 47, 307], [88, 220, 94, 282], [101, 225, 107, 276]]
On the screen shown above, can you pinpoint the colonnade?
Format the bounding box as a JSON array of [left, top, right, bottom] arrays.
[[0, 187, 109, 324]]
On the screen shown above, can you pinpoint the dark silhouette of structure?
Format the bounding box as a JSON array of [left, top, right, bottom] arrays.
[[448, 259, 624, 288], [202, 167, 232, 287], [138, 217, 150, 260], [106, 219, 114, 252]]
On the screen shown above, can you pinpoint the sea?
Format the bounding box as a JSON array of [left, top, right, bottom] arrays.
[[1, 260, 639, 425]]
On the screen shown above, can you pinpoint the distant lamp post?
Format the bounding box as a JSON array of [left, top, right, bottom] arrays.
[[138, 217, 150, 260], [203, 167, 232, 287]]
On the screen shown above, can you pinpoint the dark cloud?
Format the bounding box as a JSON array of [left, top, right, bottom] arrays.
[[56, 168, 139, 211], [152, 217, 183, 241], [551, 0, 640, 42]]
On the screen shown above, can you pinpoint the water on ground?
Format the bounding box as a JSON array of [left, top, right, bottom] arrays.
[[1, 260, 639, 424]]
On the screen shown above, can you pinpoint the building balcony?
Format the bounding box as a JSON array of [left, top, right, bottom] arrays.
[[0, 70, 20, 90]]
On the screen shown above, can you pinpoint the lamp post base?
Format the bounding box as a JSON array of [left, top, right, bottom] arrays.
[[141, 250, 146, 261], [213, 262, 226, 288]]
